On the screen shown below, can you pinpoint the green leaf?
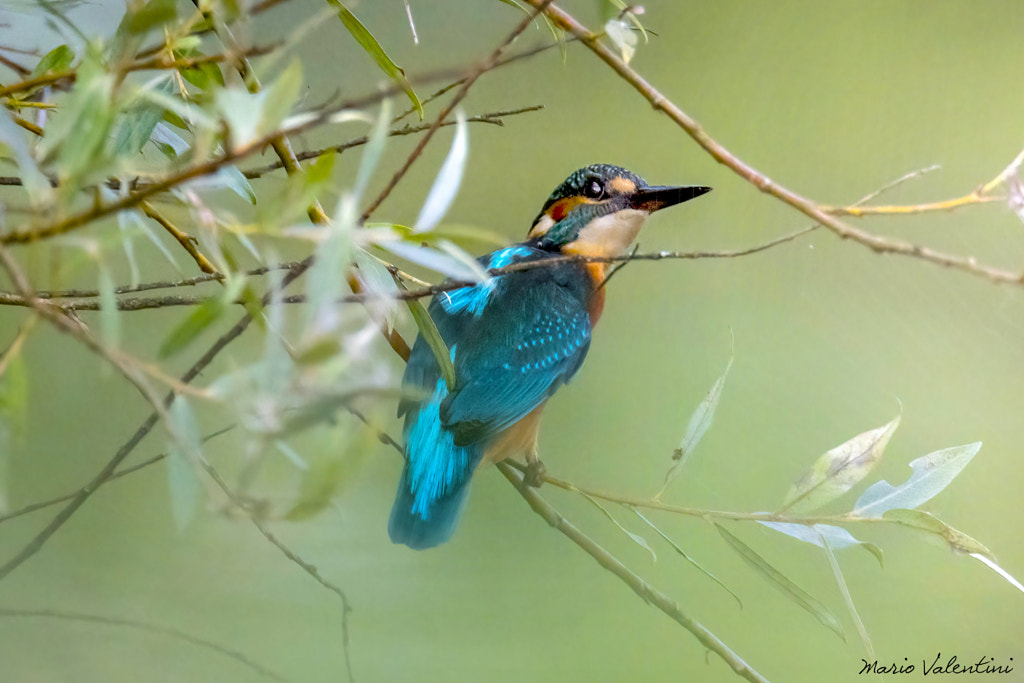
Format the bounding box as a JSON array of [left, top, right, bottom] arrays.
[[179, 60, 225, 90], [217, 165, 257, 204], [351, 99, 391, 201], [657, 343, 732, 497], [165, 397, 203, 530], [329, 0, 423, 118], [124, 0, 178, 34], [261, 60, 303, 136], [166, 446, 200, 530], [820, 534, 874, 659], [39, 46, 116, 187], [882, 508, 994, 558], [854, 442, 981, 517], [158, 278, 244, 358], [175, 47, 226, 91], [414, 110, 468, 232], [30, 44, 74, 78], [758, 521, 883, 568], [580, 493, 656, 563], [0, 345, 29, 436], [351, 249, 400, 333], [112, 77, 177, 157], [716, 523, 845, 641], [632, 509, 741, 606], [302, 205, 352, 340], [214, 61, 301, 150], [0, 347, 29, 514], [405, 298, 456, 391], [780, 414, 900, 514], [285, 454, 346, 521]]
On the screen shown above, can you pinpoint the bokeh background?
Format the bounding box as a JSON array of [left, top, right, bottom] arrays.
[[2, 1, 1023, 681]]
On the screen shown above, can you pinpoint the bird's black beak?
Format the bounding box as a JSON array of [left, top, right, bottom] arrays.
[[630, 185, 711, 213]]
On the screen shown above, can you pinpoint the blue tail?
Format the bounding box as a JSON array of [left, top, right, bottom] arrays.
[[389, 378, 483, 549], [388, 463, 475, 549]]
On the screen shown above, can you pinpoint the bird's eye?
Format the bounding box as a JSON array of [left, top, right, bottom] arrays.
[[583, 178, 604, 199]]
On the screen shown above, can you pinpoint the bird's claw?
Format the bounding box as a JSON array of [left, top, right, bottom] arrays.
[[523, 459, 546, 488]]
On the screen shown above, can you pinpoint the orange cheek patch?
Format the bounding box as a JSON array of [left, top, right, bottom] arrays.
[[548, 196, 584, 222]]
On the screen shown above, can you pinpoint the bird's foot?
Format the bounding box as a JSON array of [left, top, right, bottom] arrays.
[[523, 459, 546, 488]]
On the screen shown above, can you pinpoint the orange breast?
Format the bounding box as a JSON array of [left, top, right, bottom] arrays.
[[485, 404, 547, 464]]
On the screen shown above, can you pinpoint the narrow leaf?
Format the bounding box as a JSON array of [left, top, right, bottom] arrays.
[[124, 0, 178, 34], [330, 0, 423, 118], [405, 299, 456, 391], [30, 44, 75, 78], [716, 523, 845, 641], [414, 110, 468, 232], [658, 345, 732, 497], [580, 493, 656, 563], [158, 278, 244, 358], [352, 99, 391, 201], [758, 521, 883, 568], [854, 442, 981, 517], [285, 454, 346, 521], [633, 509, 741, 606], [166, 447, 200, 530], [970, 553, 1024, 595], [0, 344, 30, 513], [165, 397, 203, 530], [111, 77, 175, 157], [820, 533, 874, 659], [882, 508, 994, 558], [261, 60, 303, 136], [780, 414, 900, 514], [380, 240, 487, 282]]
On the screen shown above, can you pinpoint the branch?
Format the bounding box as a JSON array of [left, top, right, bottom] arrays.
[[140, 201, 219, 275], [526, 1, 1024, 286], [358, 0, 557, 222], [241, 106, 543, 180], [496, 462, 770, 683]]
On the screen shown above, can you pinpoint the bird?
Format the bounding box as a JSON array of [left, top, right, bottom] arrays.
[[389, 163, 710, 549]]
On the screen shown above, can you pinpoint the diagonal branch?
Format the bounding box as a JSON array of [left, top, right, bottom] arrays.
[[496, 462, 770, 683], [526, 0, 1023, 286]]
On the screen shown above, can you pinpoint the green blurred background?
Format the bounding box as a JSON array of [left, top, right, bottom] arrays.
[[2, 1, 1023, 681]]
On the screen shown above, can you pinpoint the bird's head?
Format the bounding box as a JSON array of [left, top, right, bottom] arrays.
[[527, 164, 710, 257]]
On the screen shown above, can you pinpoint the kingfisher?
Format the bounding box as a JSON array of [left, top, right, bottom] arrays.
[[389, 164, 710, 549]]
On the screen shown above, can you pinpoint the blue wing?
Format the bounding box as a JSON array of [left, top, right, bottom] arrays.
[[439, 278, 592, 445]]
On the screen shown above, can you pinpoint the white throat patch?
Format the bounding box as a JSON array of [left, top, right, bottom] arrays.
[[566, 209, 648, 257]]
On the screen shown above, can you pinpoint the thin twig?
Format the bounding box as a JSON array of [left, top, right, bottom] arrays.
[[0, 425, 235, 525], [0, 225, 819, 312], [0, 608, 291, 683], [197, 458, 354, 682], [140, 201, 219, 275], [241, 106, 543, 180]]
